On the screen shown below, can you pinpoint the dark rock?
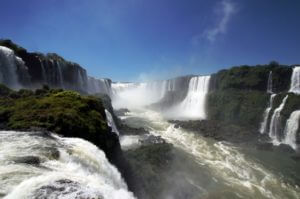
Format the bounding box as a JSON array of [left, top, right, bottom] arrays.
[[13, 156, 41, 165], [140, 134, 165, 145], [169, 120, 258, 143], [291, 154, 300, 162], [119, 123, 149, 135], [275, 144, 296, 154], [255, 142, 274, 151]]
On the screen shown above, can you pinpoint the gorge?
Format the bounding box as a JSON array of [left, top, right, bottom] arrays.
[[0, 40, 300, 199]]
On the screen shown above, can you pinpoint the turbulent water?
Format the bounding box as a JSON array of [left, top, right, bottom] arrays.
[[0, 131, 135, 199], [105, 109, 120, 135], [121, 109, 300, 199]]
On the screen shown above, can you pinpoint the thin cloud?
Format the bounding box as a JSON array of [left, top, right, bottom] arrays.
[[205, 0, 237, 42], [203, 0, 237, 42]]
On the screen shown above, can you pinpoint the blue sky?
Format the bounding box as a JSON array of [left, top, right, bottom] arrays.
[[1, 0, 299, 82]]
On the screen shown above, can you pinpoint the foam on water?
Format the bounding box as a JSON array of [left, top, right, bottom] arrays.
[[0, 131, 135, 199], [123, 109, 300, 199]]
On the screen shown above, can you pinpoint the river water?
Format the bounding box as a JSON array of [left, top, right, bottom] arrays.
[[121, 109, 300, 199]]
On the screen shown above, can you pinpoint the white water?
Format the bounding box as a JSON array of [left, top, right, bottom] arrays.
[[267, 71, 273, 94], [268, 95, 288, 144], [112, 76, 211, 120], [259, 94, 276, 134], [0, 46, 23, 89], [112, 82, 162, 109], [282, 110, 300, 150], [121, 109, 300, 199], [120, 135, 141, 150], [289, 66, 300, 94], [0, 131, 135, 199], [105, 109, 120, 135], [88, 77, 112, 96], [177, 76, 211, 119]]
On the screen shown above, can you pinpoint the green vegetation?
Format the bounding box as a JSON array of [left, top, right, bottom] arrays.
[[207, 63, 294, 132], [211, 63, 292, 93], [207, 89, 269, 129], [0, 84, 121, 154]]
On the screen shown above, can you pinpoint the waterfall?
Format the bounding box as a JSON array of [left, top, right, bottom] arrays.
[[39, 58, 47, 84], [178, 76, 211, 119], [289, 66, 300, 94], [282, 110, 300, 150], [0, 46, 22, 89], [267, 71, 273, 93], [111, 76, 211, 119], [259, 94, 277, 134], [0, 131, 135, 199], [160, 80, 168, 98], [88, 77, 112, 96], [105, 109, 120, 135], [56, 61, 64, 88], [77, 70, 85, 91], [268, 95, 288, 144]]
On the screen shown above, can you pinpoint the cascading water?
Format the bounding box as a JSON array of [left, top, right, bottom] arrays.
[[56, 61, 64, 88], [0, 46, 24, 89], [88, 77, 112, 96], [39, 58, 47, 84], [259, 94, 276, 134], [267, 71, 273, 94], [0, 130, 135, 199], [111, 76, 210, 120], [289, 66, 300, 94], [77, 70, 85, 91], [105, 109, 120, 135], [259, 71, 276, 134], [177, 76, 211, 119], [282, 110, 300, 150], [268, 95, 288, 144]]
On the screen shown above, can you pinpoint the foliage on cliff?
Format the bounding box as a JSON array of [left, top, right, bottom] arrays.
[[207, 63, 294, 130], [0, 85, 120, 152], [210, 62, 292, 93], [207, 89, 269, 129]]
